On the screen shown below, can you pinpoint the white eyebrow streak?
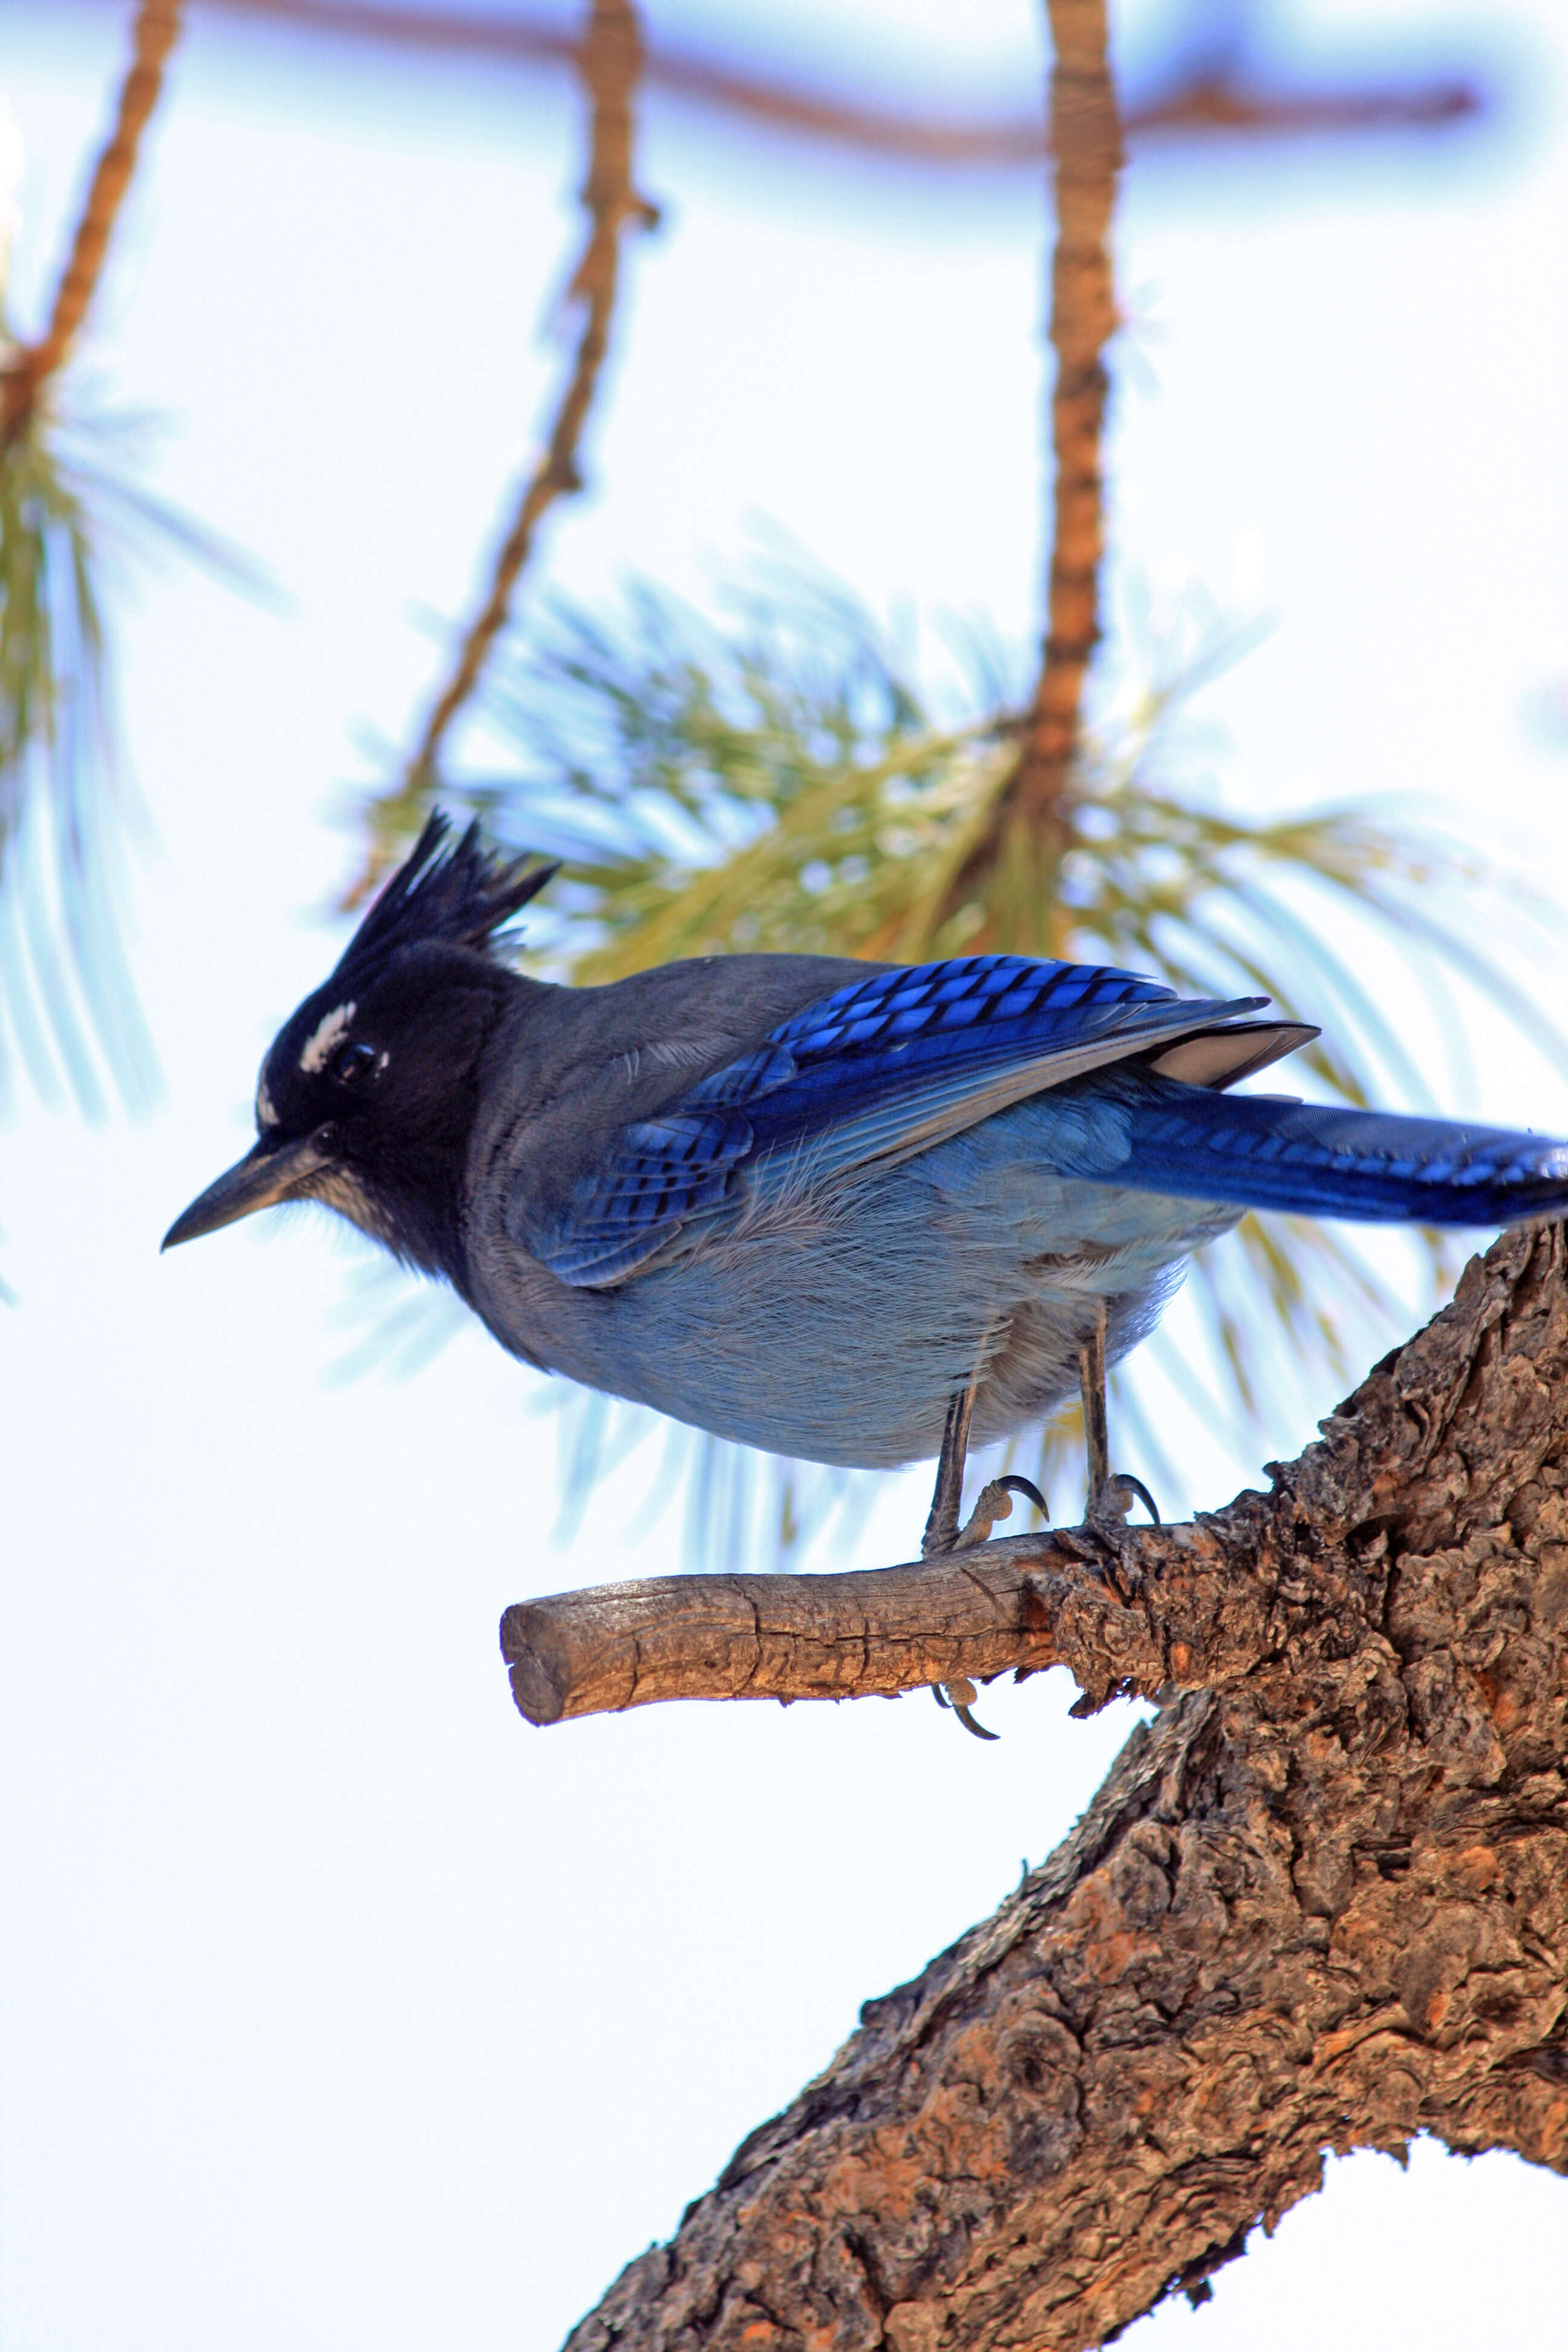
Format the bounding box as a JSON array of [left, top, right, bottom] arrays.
[[256, 1077, 279, 1129], [299, 1001, 356, 1076]]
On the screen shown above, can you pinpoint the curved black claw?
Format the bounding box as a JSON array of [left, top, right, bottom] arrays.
[[932, 1681, 1000, 1740], [952, 1700, 1001, 1742], [1111, 1472, 1161, 1527], [996, 1474, 1048, 1520]]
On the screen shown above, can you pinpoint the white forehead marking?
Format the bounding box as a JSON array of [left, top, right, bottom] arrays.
[[299, 1000, 356, 1076], [256, 1076, 279, 1129]]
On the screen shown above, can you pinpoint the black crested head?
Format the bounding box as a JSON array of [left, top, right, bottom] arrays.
[[330, 810, 558, 995], [162, 814, 559, 1278]]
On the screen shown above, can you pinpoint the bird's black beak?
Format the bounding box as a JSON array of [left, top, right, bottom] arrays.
[[161, 1131, 336, 1251]]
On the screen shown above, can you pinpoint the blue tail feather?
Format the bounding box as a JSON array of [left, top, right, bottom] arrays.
[[1112, 1079, 1568, 1226]]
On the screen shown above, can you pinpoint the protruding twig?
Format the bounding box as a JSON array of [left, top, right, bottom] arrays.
[[495, 1481, 1333, 1729], [353, 0, 656, 899], [498, 1530, 1172, 1728], [1, 0, 185, 449]]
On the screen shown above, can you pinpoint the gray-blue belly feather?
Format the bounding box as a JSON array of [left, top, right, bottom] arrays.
[[514, 1093, 1241, 1466]]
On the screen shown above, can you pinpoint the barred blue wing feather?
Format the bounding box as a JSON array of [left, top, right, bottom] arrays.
[[534, 1106, 755, 1284], [531, 954, 1271, 1286]]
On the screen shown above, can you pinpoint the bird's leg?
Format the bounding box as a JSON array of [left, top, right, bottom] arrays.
[[922, 1374, 979, 1559], [923, 1365, 1001, 1740], [1079, 1301, 1115, 1523], [924, 1368, 1049, 1557], [1078, 1298, 1161, 1538]]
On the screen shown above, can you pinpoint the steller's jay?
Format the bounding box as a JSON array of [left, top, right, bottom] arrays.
[[165, 815, 1568, 1583]]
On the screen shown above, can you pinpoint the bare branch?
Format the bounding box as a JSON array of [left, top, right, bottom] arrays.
[[352, 0, 656, 898], [501, 1517, 1276, 1729], [549, 1223, 1568, 2348], [1131, 68, 1482, 141], [192, 1, 1484, 168], [500, 1217, 1568, 1733], [2, 0, 184, 447]]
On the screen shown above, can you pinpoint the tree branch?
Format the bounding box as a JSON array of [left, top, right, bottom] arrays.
[[192, 1, 1484, 167], [352, 0, 656, 898], [545, 1223, 1568, 2348], [1011, 0, 1122, 842], [2, 0, 184, 448], [502, 1515, 1277, 1729], [501, 1222, 1568, 1730], [930, 0, 1122, 952]]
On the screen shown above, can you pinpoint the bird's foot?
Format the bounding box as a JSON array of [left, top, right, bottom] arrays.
[[932, 1679, 1000, 1741], [930, 1477, 1047, 1737], [1089, 1471, 1160, 1532], [1083, 1472, 1160, 1601], [952, 1472, 1049, 1551]]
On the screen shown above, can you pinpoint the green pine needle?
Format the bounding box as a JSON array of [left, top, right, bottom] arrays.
[[0, 371, 272, 1118]]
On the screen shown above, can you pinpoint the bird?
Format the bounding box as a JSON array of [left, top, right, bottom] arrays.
[[166, 812, 1568, 1598]]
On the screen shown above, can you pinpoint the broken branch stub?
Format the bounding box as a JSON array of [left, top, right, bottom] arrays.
[[500, 1519, 1293, 1728]]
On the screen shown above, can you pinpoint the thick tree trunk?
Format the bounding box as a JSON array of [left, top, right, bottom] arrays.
[[552, 1223, 1568, 2349]]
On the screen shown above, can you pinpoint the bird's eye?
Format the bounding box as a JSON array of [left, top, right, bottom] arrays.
[[331, 1040, 379, 1086]]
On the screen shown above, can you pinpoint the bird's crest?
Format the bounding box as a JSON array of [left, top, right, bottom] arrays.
[[330, 814, 557, 991]]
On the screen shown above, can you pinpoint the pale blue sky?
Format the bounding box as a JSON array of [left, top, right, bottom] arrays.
[[3, 4, 1568, 2347]]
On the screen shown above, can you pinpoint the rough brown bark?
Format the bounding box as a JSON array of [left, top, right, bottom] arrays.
[[1, 0, 183, 448], [546, 1223, 1568, 2349]]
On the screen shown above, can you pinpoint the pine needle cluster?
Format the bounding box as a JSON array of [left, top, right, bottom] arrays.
[[0, 373, 159, 1117]]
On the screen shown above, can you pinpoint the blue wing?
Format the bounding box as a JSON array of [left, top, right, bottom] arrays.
[[533, 954, 1273, 1285]]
